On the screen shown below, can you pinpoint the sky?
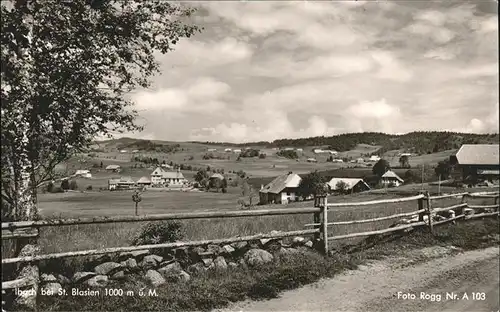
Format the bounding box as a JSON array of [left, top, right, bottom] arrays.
[[126, 0, 499, 143]]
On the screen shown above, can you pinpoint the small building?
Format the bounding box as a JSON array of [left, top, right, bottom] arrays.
[[233, 149, 242, 153], [224, 148, 232, 152], [75, 170, 92, 178], [160, 163, 173, 169], [120, 150, 128, 153], [108, 177, 135, 190], [380, 170, 404, 187], [137, 176, 152, 187], [307, 158, 317, 163], [296, 148, 303, 152], [105, 164, 121, 172], [356, 158, 364, 163], [284, 147, 294, 151], [449, 144, 500, 184], [259, 172, 302, 205], [326, 178, 371, 194], [399, 153, 412, 157], [369, 155, 381, 162], [332, 159, 344, 163], [207, 148, 217, 152], [132, 150, 139, 153], [313, 149, 324, 154], [328, 150, 338, 155]]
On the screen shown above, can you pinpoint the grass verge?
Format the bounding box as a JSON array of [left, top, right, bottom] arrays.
[[34, 218, 499, 312]]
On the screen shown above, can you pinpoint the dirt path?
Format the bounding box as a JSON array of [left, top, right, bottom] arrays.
[[217, 246, 499, 312]]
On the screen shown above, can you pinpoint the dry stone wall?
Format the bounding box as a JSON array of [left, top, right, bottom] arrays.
[[39, 234, 321, 293]]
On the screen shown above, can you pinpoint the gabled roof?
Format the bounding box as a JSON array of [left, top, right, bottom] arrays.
[[260, 173, 301, 194], [151, 167, 164, 176], [137, 176, 151, 184], [108, 178, 120, 184], [381, 170, 404, 182], [105, 165, 120, 170], [119, 176, 135, 184], [210, 173, 225, 180], [455, 144, 499, 165], [327, 178, 370, 190]]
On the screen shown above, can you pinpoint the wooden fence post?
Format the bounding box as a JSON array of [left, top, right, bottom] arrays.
[[322, 195, 328, 256], [425, 191, 434, 235], [313, 196, 321, 243], [417, 193, 424, 222]]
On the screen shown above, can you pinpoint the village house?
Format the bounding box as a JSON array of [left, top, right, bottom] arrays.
[[150, 167, 187, 187], [210, 173, 225, 180], [233, 149, 242, 153], [108, 176, 135, 191], [307, 158, 317, 163], [326, 178, 371, 194], [369, 155, 381, 162], [313, 149, 324, 154], [259, 172, 302, 205], [356, 158, 364, 163], [75, 169, 92, 178], [137, 176, 152, 188], [380, 170, 404, 187], [105, 164, 121, 172], [224, 148, 232, 152], [449, 144, 499, 184]]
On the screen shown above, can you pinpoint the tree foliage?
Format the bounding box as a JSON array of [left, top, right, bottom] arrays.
[[399, 155, 410, 168], [276, 150, 298, 159], [435, 159, 452, 180], [372, 159, 391, 177], [335, 180, 349, 194], [297, 171, 327, 199], [1, 0, 201, 220]]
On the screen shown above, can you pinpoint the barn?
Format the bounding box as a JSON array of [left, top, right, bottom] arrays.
[[449, 144, 500, 184], [326, 178, 371, 194]]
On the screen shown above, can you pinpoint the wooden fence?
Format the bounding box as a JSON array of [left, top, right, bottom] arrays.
[[2, 190, 499, 309]]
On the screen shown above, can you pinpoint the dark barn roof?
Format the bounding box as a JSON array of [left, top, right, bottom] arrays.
[[455, 144, 499, 165]]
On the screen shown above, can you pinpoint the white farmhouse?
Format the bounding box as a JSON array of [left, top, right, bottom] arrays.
[[75, 170, 92, 178], [259, 172, 302, 205], [150, 167, 187, 187], [380, 170, 404, 187]]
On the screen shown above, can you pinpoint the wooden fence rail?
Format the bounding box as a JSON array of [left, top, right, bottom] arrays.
[[2, 229, 320, 265], [1, 207, 321, 231]]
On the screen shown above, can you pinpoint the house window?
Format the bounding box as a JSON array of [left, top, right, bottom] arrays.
[[286, 192, 290, 196]]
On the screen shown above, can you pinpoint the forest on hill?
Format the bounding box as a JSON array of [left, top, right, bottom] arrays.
[[194, 131, 499, 154]]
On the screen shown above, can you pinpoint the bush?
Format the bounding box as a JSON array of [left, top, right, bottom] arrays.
[[221, 188, 227, 193], [86, 185, 93, 191], [46, 182, 54, 193], [69, 180, 78, 190], [60, 179, 70, 190], [258, 153, 266, 159], [276, 150, 298, 159], [132, 221, 184, 246]]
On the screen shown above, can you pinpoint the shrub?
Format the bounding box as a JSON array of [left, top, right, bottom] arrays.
[[276, 150, 298, 159], [132, 221, 184, 246], [60, 179, 70, 190], [69, 180, 78, 190], [259, 153, 266, 159], [221, 188, 227, 193], [46, 182, 54, 193], [86, 185, 93, 191]]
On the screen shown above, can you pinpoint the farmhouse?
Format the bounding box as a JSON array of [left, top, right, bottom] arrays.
[[137, 176, 151, 187], [224, 148, 232, 152], [105, 164, 121, 172], [75, 170, 92, 178], [449, 144, 500, 184], [259, 172, 302, 205], [380, 170, 404, 187], [108, 177, 135, 190], [307, 158, 317, 163], [327, 178, 371, 194], [150, 167, 187, 187], [369, 155, 381, 162]]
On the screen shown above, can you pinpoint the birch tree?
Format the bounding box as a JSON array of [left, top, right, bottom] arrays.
[[1, 0, 201, 221]]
